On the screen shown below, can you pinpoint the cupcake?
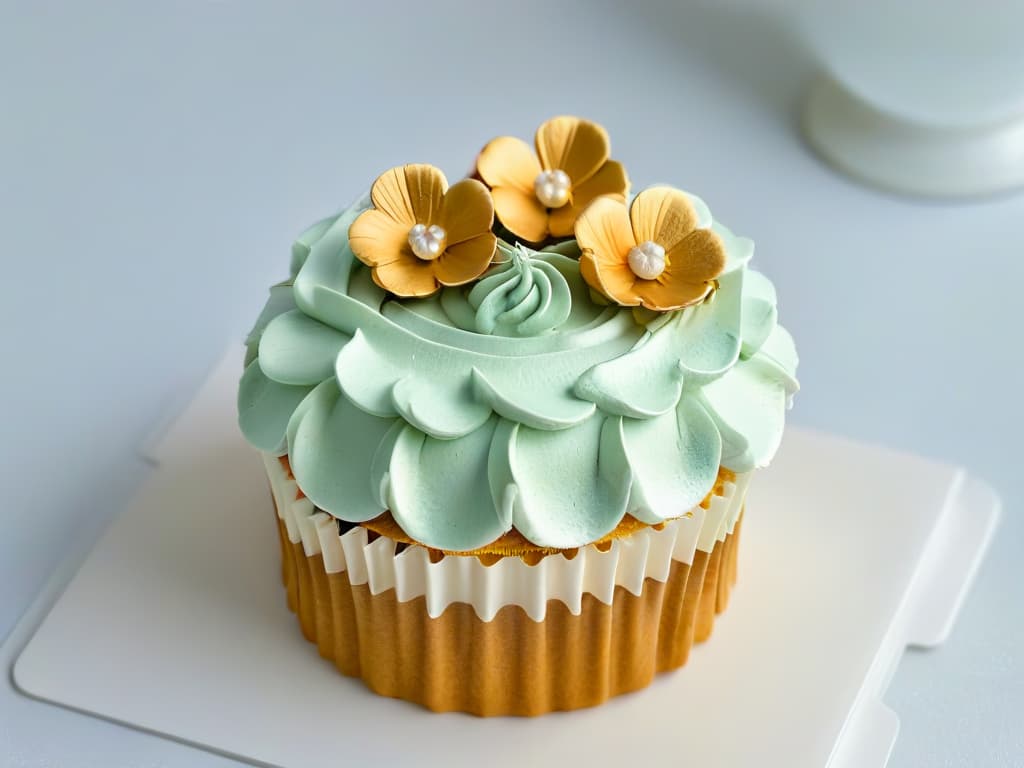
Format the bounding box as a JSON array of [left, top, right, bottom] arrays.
[[237, 116, 798, 716]]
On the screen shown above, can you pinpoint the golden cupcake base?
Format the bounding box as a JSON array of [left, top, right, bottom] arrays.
[[276, 514, 741, 717]]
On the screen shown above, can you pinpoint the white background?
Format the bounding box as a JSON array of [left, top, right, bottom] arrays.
[[1, 2, 1021, 766]]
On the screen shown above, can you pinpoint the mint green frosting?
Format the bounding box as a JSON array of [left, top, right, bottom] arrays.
[[238, 193, 799, 551], [439, 243, 573, 337]]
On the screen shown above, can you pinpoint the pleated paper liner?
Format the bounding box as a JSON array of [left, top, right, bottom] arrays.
[[265, 454, 749, 717]]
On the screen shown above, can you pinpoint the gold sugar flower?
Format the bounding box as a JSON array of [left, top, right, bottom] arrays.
[[349, 164, 497, 297], [476, 116, 629, 243], [575, 186, 726, 312]]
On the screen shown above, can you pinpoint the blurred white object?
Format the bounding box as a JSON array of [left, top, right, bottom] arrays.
[[800, 2, 1024, 197]]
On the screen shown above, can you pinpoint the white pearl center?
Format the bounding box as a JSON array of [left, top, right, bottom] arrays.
[[534, 169, 572, 208], [628, 240, 667, 280], [408, 223, 447, 261]]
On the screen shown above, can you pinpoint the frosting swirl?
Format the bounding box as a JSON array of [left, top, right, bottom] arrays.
[[238, 193, 798, 552], [458, 244, 572, 337], [435, 244, 605, 336]]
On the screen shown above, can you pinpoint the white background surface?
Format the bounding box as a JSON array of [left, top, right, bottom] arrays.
[[0, 2, 1020, 766]]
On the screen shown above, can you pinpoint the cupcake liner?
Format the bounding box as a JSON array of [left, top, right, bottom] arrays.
[[264, 453, 748, 715], [264, 454, 749, 619]]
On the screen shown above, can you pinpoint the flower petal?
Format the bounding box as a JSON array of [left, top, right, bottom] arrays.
[[629, 186, 698, 251], [476, 136, 541, 194], [534, 116, 610, 187], [372, 258, 439, 297], [492, 186, 549, 242], [348, 208, 411, 267], [575, 195, 636, 262], [402, 164, 448, 224], [439, 178, 494, 245], [633, 229, 725, 310], [594, 263, 642, 306], [369, 166, 414, 224], [578, 252, 604, 297], [634, 275, 711, 312], [548, 160, 629, 237], [664, 228, 727, 283], [435, 233, 497, 286], [574, 195, 640, 304]]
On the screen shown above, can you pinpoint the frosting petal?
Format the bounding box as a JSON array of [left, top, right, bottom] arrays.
[[620, 397, 723, 523], [471, 367, 596, 429], [506, 414, 631, 548], [674, 268, 744, 379], [574, 330, 684, 418], [291, 215, 339, 279], [386, 417, 511, 551], [368, 420, 405, 508], [288, 379, 397, 521], [740, 269, 778, 358], [390, 374, 492, 438], [258, 309, 351, 386], [697, 324, 798, 472], [753, 323, 800, 392], [333, 328, 400, 416], [237, 360, 314, 454], [574, 268, 743, 417], [292, 195, 372, 330], [244, 282, 296, 366]]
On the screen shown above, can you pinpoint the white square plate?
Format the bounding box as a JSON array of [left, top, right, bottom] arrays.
[[10, 352, 999, 768]]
